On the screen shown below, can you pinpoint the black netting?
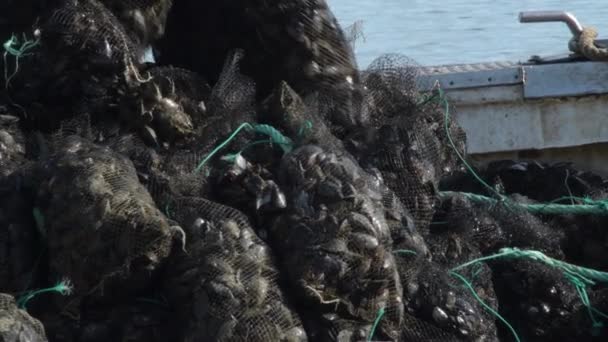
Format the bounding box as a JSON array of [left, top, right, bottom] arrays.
[[26, 137, 175, 301], [159, 0, 359, 103], [163, 197, 306, 342], [266, 145, 412, 341], [395, 251, 498, 341], [2, 1, 608, 341], [345, 54, 467, 235], [47, 0, 149, 63], [99, 0, 173, 47]]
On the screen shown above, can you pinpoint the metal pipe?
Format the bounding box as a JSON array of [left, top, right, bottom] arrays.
[[519, 11, 584, 37]]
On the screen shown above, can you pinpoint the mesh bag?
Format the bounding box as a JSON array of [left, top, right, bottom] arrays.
[[258, 81, 429, 252], [260, 81, 346, 153], [136, 50, 258, 210], [51, 299, 174, 341], [556, 204, 608, 272], [42, 0, 143, 71], [163, 197, 307, 342], [3, 0, 608, 340], [140, 65, 211, 127], [2, 1, 138, 131], [343, 54, 467, 235], [439, 193, 565, 256], [1, 0, 155, 132], [0, 293, 47, 342], [159, 0, 359, 103], [438, 166, 608, 341], [395, 254, 498, 341], [241, 0, 361, 114], [129, 66, 204, 144], [269, 145, 409, 341], [28, 136, 175, 301], [99, 0, 173, 47], [393, 215, 500, 342], [489, 258, 586, 341]]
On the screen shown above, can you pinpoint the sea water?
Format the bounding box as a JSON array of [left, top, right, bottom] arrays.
[[329, 0, 608, 67]]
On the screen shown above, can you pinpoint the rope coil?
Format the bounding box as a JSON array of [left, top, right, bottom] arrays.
[[194, 123, 294, 173], [569, 27, 608, 61]]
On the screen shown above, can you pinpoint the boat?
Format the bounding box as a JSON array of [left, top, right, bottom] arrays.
[[417, 11, 608, 175]]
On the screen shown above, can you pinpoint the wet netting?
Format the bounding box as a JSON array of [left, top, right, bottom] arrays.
[[1, 1, 608, 341], [163, 197, 306, 341]]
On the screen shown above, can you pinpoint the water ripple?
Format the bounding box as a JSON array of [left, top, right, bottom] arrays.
[[329, 0, 608, 66]]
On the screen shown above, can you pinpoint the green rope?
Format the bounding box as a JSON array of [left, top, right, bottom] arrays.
[[565, 272, 608, 329], [393, 249, 418, 256], [222, 139, 294, 162], [297, 120, 313, 139], [436, 88, 503, 199], [435, 87, 608, 217], [252, 124, 294, 153], [194, 122, 252, 173], [453, 247, 608, 330], [367, 307, 385, 342], [416, 91, 440, 107], [439, 191, 608, 215], [450, 271, 522, 342], [3, 33, 39, 88], [390, 248, 519, 341], [221, 120, 313, 162], [194, 123, 293, 173], [17, 279, 73, 309]]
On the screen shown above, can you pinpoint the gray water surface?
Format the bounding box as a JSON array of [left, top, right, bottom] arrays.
[[329, 0, 608, 67]]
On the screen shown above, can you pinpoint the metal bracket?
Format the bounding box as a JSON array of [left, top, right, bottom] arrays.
[[519, 11, 584, 37]]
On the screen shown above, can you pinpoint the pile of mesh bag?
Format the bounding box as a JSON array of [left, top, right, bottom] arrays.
[[1, 0, 607, 341]]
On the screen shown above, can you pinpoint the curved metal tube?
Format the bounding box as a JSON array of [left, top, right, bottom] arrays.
[[519, 11, 584, 37]]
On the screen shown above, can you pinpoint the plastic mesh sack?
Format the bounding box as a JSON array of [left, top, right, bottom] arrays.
[[159, 0, 359, 102], [437, 175, 608, 340], [140, 65, 211, 129], [99, 0, 174, 47], [163, 197, 307, 342], [440, 161, 608, 270], [260, 81, 346, 153], [332, 54, 467, 237], [268, 144, 413, 341], [395, 251, 499, 341], [139, 51, 257, 206], [0, 293, 47, 342], [43, 0, 143, 69], [26, 136, 176, 300]]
